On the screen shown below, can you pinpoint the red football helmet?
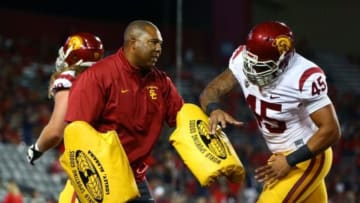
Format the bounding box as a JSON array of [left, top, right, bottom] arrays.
[[243, 21, 295, 87], [55, 32, 104, 70]]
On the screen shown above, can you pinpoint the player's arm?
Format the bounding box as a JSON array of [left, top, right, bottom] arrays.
[[285, 103, 341, 168], [37, 90, 69, 151], [27, 90, 68, 164], [199, 68, 243, 134], [291, 104, 341, 163], [286, 69, 341, 167], [199, 68, 236, 110], [308, 103, 341, 152]]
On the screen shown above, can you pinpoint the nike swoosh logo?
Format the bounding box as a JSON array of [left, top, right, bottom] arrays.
[[270, 95, 280, 99], [121, 89, 129, 93]]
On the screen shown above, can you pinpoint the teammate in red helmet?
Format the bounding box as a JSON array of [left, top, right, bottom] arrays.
[[55, 32, 104, 71], [27, 32, 104, 163], [200, 21, 341, 202], [26, 32, 104, 202]]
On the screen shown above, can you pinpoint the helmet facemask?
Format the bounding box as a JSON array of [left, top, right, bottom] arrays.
[[243, 49, 286, 87], [243, 21, 295, 88], [55, 46, 97, 71]]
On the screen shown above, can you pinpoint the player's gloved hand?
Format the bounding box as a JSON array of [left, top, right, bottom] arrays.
[[27, 143, 43, 165]]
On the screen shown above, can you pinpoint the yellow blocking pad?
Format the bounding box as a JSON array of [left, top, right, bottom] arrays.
[[58, 179, 79, 203], [169, 103, 245, 187], [60, 121, 140, 203]]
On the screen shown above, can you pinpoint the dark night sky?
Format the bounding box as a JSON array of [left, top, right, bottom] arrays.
[[0, 1, 223, 65], [0, 1, 212, 29], [0, 0, 255, 67]]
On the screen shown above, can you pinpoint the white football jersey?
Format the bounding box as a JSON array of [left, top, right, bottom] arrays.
[[49, 70, 76, 96], [229, 46, 332, 153]]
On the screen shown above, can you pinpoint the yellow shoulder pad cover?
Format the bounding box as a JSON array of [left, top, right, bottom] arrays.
[[169, 103, 245, 187], [60, 121, 140, 203]]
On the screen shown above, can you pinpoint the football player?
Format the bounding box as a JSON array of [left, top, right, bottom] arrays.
[[200, 21, 341, 202], [26, 32, 104, 202]]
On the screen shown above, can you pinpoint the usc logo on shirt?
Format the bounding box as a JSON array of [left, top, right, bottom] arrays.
[[146, 86, 158, 100]]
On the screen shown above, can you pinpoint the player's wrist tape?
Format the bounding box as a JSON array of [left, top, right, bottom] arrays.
[[206, 102, 221, 115], [286, 145, 313, 167], [34, 142, 41, 152]]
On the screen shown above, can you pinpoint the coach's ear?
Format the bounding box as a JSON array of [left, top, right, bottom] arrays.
[[169, 103, 245, 186]]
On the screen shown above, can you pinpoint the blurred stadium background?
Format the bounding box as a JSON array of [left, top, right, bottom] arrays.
[[0, 0, 359, 202]]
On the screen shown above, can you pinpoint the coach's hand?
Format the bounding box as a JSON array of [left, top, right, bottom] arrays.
[[27, 143, 43, 165]]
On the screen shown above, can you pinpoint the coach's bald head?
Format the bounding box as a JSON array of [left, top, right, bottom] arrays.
[[123, 20, 163, 70], [124, 20, 159, 44]]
